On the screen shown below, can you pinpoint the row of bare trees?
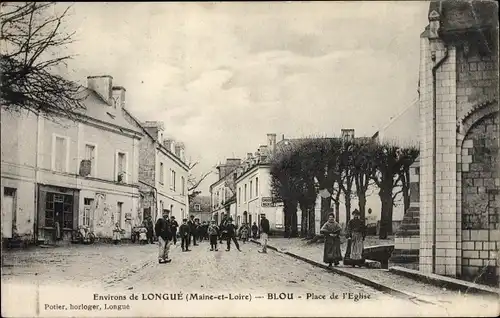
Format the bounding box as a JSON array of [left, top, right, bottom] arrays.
[[270, 137, 419, 239]]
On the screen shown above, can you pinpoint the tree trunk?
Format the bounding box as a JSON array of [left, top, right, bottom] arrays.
[[300, 206, 308, 237], [358, 193, 367, 222], [334, 200, 340, 222], [291, 203, 298, 238], [284, 200, 292, 238], [320, 196, 331, 225], [378, 190, 394, 239], [344, 192, 352, 225], [308, 206, 316, 237]]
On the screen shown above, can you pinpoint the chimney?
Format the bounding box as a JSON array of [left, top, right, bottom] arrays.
[[142, 121, 165, 141], [267, 133, 277, 155], [174, 142, 185, 161], [282, 134, 285, 141], [258, 145, 268, 155], [87, 75, 113, 105], [341, 129, 355, 142], [163, 139, 173, 152], [111, 86, 126, 109]]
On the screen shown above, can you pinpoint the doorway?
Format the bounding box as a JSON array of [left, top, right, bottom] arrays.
[[2, 188, 16, 238]]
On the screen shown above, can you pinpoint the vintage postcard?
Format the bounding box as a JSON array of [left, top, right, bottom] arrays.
[[1, 1, 499, 317]]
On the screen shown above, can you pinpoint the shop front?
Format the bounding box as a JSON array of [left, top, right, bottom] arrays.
[[36, 184, 79, 244]]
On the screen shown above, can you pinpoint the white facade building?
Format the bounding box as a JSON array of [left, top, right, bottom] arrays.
[[1, 75, 143, 244]]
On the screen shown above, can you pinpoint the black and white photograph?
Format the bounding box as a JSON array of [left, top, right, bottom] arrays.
[[1, 1, 499, 317]]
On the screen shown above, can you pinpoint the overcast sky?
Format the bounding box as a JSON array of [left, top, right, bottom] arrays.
[[61, 2, 429, 194]]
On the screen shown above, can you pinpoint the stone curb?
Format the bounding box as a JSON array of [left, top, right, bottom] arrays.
[[389, 266, 500, 297], [249, 239, 414, 301]]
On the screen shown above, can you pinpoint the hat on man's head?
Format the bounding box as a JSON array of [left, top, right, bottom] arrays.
[[352, 209, 360, 216]]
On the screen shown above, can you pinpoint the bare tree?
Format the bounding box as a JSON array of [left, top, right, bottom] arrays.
[[1, 2, 85, 119], [187, 161, 212, 202]]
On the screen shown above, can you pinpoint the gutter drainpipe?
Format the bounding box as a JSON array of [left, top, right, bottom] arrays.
[[431, 45, 449, 274]]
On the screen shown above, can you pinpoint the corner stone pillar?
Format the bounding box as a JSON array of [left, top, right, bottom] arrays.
[[419, 28, 459, 276]]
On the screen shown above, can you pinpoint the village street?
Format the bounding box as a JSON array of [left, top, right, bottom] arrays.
[[3, 240, 497, 317]]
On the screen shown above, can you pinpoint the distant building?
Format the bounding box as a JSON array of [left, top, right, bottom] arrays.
[[121, 115, 189, 223], [189, 196, 211, 223], [1, 75, 143, 244], [209, 159, 241, 224]]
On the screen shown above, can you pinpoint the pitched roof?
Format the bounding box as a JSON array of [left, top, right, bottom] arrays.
[[75, 89, 142, 134], [429, 0, 498, 33]]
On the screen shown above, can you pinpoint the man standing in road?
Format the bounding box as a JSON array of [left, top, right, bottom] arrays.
[[219, 213, 229, 244], [155, 210, 173, 264], [179, 218, 191, 252], [225, 218, 241, 252], [188, 215, 198, 247], [251, 222, 258, 239], [170, 216, 179, 245], [258, 215, 270, 253]]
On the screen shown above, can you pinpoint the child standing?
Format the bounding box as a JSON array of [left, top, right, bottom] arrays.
[[179, 219, 190, 252], [112, 222, 123, 245], [208, 220, 220, 251]]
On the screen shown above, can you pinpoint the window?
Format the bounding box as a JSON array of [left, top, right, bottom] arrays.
[[116, 152, 127, 182], [83, 198, 94, 227], [117, 202, 123, 227], [170, 170, 176, 191], [159, 162, 164, 184], [256, 177, 259, 197], [194, 204, 201, 212], [244, 184, 247, 202], [85, 144, 96, 176], [181, 176, 185, 195], [53, 136, 68, 172], [250, 181, 253, 198], [238, 187, 241, 205]]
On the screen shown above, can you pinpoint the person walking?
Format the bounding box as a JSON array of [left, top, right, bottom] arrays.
[[170, 216, 179, 245], [225, 218, 241, 252], [179, 218, 191, 252], [155, 210, 173, 264], [240, 223, 249, 244], [187, 215, 198, 247], [258, 215, 270, 253], [208, 220, 220, 251], [251, 222, 258, 239], [320, 212, 343, 268], [145, 216, 154, 244], [219, 213, 229, 244], [345, 209, 366, 267]]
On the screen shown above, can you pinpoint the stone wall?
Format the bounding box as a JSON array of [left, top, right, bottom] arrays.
[[460, 112, 499, 284]]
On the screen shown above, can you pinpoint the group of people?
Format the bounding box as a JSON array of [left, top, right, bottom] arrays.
[[154, 210, 271, 264], [320, 209, 366, 268]]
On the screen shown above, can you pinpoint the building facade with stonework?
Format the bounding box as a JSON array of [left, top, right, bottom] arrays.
[[120, 116, 189, 223], [209, 159, 241, 224], [418, 0, 499, 285], [189, 195, 211, 223], [1, 75, 143, 245]]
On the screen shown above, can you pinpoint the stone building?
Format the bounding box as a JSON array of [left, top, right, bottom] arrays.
[[1, 75, 143, 244], [209, 158, 241, 224], [120, 116, 189, 223], [189, 195, 211, 223], [418, 0, 499, 285]]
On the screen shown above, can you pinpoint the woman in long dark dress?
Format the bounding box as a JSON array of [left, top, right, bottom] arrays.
[[320, 213, 343, 268], [345, 209, 366, 267]]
